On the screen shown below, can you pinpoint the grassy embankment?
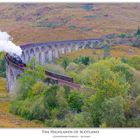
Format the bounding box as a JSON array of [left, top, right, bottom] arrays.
[[0, 77, 45, 128]]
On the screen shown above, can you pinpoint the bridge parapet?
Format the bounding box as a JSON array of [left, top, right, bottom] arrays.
[[20, 38, 101, 64]]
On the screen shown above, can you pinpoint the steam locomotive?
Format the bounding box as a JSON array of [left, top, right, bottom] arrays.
[[6, 53, 26, 68]]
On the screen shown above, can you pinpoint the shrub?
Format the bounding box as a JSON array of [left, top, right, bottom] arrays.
[[74, 56, 92, 65], [103, 45, 111, 58], [128, 56, 140, 70], [83, 4, 94, 11], [9, 100, 23, 115], [19, 98, 34, 120], [46, 119, 66, 127], [16, 58, 46, 99], [135, 95, 140, 107], [46, 19, 68, 29], [101, 96, 126, 127], [136, 27, 140, 36], [125, 118, 140, 127], [68, 91, 83, 112], [80, 59, 130, 97], [10, 98, 34, 120], [134, 35, 140, 48], [124, 96, 140, 126], [67, 71, 80, 83], [47, 22, 63, 28], [121, 57, 128, 63], [65, 112, 92, 127], [43, 86, 58, 112], [61, 58, 70, 69], [44, 87, 69, 127], [130, 81, 140, 97], [87, 93, 104, 127], [112, 63, 134, 84], [30, 96, 47, 120], [55, 87, 69, 119], [63, 85, 71, 97], [79, 58, 131, 126], [10, 95, 47, 121], [66, 62, 79, 72], [118, 33, 133, 38], [133, 27, 140, 48], [31, 81, 46, 96]]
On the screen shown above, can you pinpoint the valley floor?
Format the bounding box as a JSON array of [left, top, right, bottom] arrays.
[[0, 77, 45, 128]]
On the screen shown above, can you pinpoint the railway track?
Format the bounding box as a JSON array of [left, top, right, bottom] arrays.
[[5, 54, 81, 90]]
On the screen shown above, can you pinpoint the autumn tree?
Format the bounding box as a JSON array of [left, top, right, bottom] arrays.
[[16, 57, 46, 99], [101, 96, 126, 127]]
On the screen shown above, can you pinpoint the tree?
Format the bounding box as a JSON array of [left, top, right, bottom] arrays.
[[136, 26, 140, 36], [45, 87, 69, 127], [16, 57, 46, 99], [68, 90, 84, 112], [29, 96, 46, 120], [103, 45, 111, 58], [101, 96, 126, 127], [112, 63, 134, 84], [133, 27, 140, 48], [74, 56, 92, 65], [61, 57, 70, 69], [135, 35, 140, 48], [79, 58, 130, 126], [44, 86, 58, 111], [56, 87, 69, 119], [80, 59, 130, 97], [87, 93, 104, 127]]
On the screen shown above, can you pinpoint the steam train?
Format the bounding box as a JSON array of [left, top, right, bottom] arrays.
[[6, 53, 75, 84], [45, 70, 73, 83], [6, 53, 26, 68]]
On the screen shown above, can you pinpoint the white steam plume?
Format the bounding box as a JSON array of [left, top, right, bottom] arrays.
[[0, 31, 22, 56]]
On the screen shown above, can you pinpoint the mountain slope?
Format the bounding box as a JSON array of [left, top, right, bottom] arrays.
[[0, 3, 139, 44]]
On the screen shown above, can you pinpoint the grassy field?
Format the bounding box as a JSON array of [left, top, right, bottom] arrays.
[[57, 45, 140, 63], [0, 77, 45, 128]]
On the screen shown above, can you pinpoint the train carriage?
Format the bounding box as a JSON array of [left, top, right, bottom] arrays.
[[45, 70, 73, 83]]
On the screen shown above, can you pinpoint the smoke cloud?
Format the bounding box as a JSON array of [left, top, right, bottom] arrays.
[[0, 31, 22, 56]]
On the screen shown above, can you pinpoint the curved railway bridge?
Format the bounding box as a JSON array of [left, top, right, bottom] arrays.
[[5, 53, 81, 91], [5, 38, 102, 92]]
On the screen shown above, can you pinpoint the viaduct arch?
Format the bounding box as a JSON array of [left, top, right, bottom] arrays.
[[5, 38, 101, 92]]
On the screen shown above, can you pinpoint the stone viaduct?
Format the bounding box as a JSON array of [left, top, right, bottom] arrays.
[[5, 38, 101, 92]]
